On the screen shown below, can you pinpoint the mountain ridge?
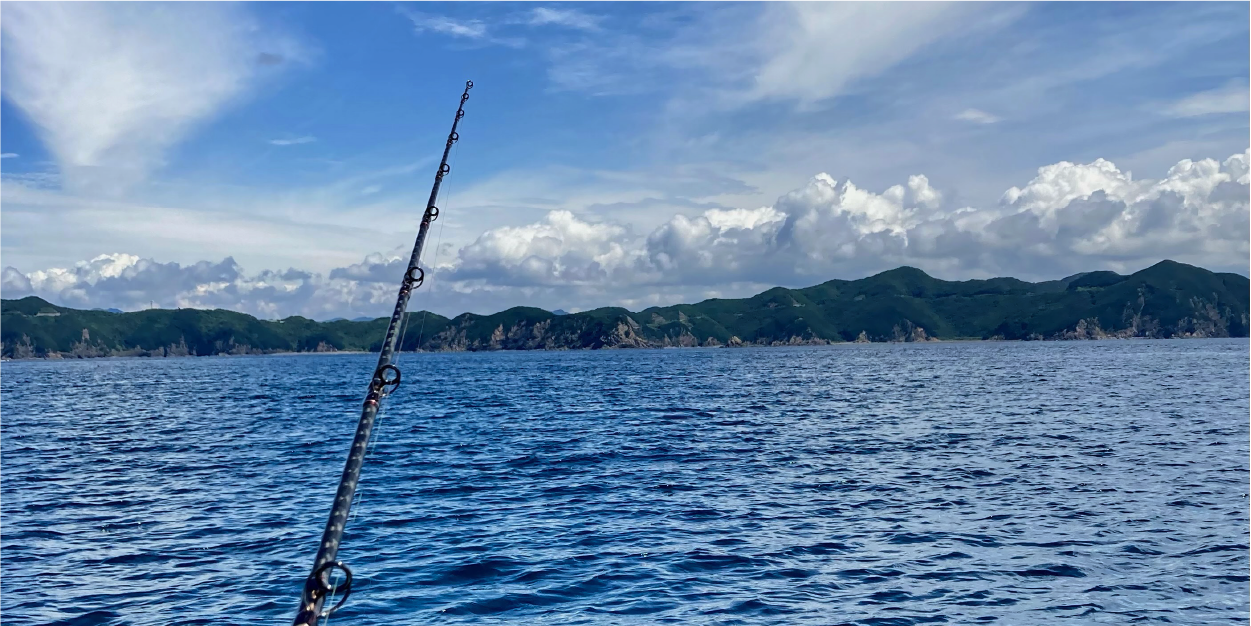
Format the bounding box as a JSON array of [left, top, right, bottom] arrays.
[[3, 260, 1247, 358]]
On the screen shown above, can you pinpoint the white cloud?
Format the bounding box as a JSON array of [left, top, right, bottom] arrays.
[[0, 178, 395, 277], [2, 253, 385, 320], [268, 136, 317, 146], [453, 210, 635, 286], [441, 150, 1249, 293], [400, 6, 603, 54], [404, 11, 488, 39], [0, 3, 303, 194], [0, 153, 18, 159], [1, 267, 33, 294], [6, 151, 1248, 319], [743, 3, 988, 106], [1164, 81, 1250, 117], [530, 1, 1028, 120], [400, 9, 526, 48], [528, 8, 601, 31], [955, 108, 1000, 124]]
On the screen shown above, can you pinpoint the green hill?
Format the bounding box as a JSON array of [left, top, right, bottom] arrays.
[[3, 260, 1246, 358]]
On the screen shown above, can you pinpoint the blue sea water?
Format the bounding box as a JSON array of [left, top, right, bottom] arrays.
[[2, 340, 1248, 625]]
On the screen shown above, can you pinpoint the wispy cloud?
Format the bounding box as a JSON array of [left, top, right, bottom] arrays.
[[534, 3, 1024, 109], [1164, 81, 1249, 117], [400, 9, 525, 48], [0, 154, 441, 275], [268, 136, 317, 146], [0, 3, 305, 195], [955, 108, 1001, 124], [0, 153, 18, 159], [405, 11, 487, 39], [404, 6, 602, 39], [528, 7, 602, 31], [743, 4, 979, 106]]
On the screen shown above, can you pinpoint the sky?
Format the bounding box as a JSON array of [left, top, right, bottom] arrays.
[[1, 1, 1248, 320]]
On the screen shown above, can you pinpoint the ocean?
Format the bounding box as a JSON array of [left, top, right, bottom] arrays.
[[2, 340, 1247, 625]]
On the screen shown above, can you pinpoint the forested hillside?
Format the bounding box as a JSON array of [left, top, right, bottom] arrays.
[[3, 260, 1246, 358]]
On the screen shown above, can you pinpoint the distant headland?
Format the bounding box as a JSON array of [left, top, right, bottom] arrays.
[[2, 260, 1246, 359]]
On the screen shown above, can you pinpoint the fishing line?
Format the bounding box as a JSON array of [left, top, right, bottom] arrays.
[[347, 110, 465, 527], [294, 80, 473, 625], [414, 114, 462, 353], [348, 121, 463, 528], [321, 573, 345, 626]]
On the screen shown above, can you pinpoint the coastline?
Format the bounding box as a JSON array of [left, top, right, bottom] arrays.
[[6, 261, 1246, 360], [2, 335, 1243, 362]]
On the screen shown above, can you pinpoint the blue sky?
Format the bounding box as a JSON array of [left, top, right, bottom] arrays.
[[1, 2, 1248, 319]]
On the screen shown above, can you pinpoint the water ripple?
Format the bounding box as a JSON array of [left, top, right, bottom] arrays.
[[2, 340, 1248, 624]]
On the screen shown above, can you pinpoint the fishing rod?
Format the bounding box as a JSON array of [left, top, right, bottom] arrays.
[[293, 79, 473, 626]]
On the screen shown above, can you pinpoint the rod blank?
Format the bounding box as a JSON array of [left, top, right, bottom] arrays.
[[293, 79, 474, 626]]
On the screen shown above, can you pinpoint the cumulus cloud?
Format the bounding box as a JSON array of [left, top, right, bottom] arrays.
[[439, 150, 1249, 291], [1, 267, 33, 293], [328, 252, 409, 284], [6, 152, 1248, 319], [2, 253, 393, 320], [452, 210, 635, 286], [0, 3, 304, 194]]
